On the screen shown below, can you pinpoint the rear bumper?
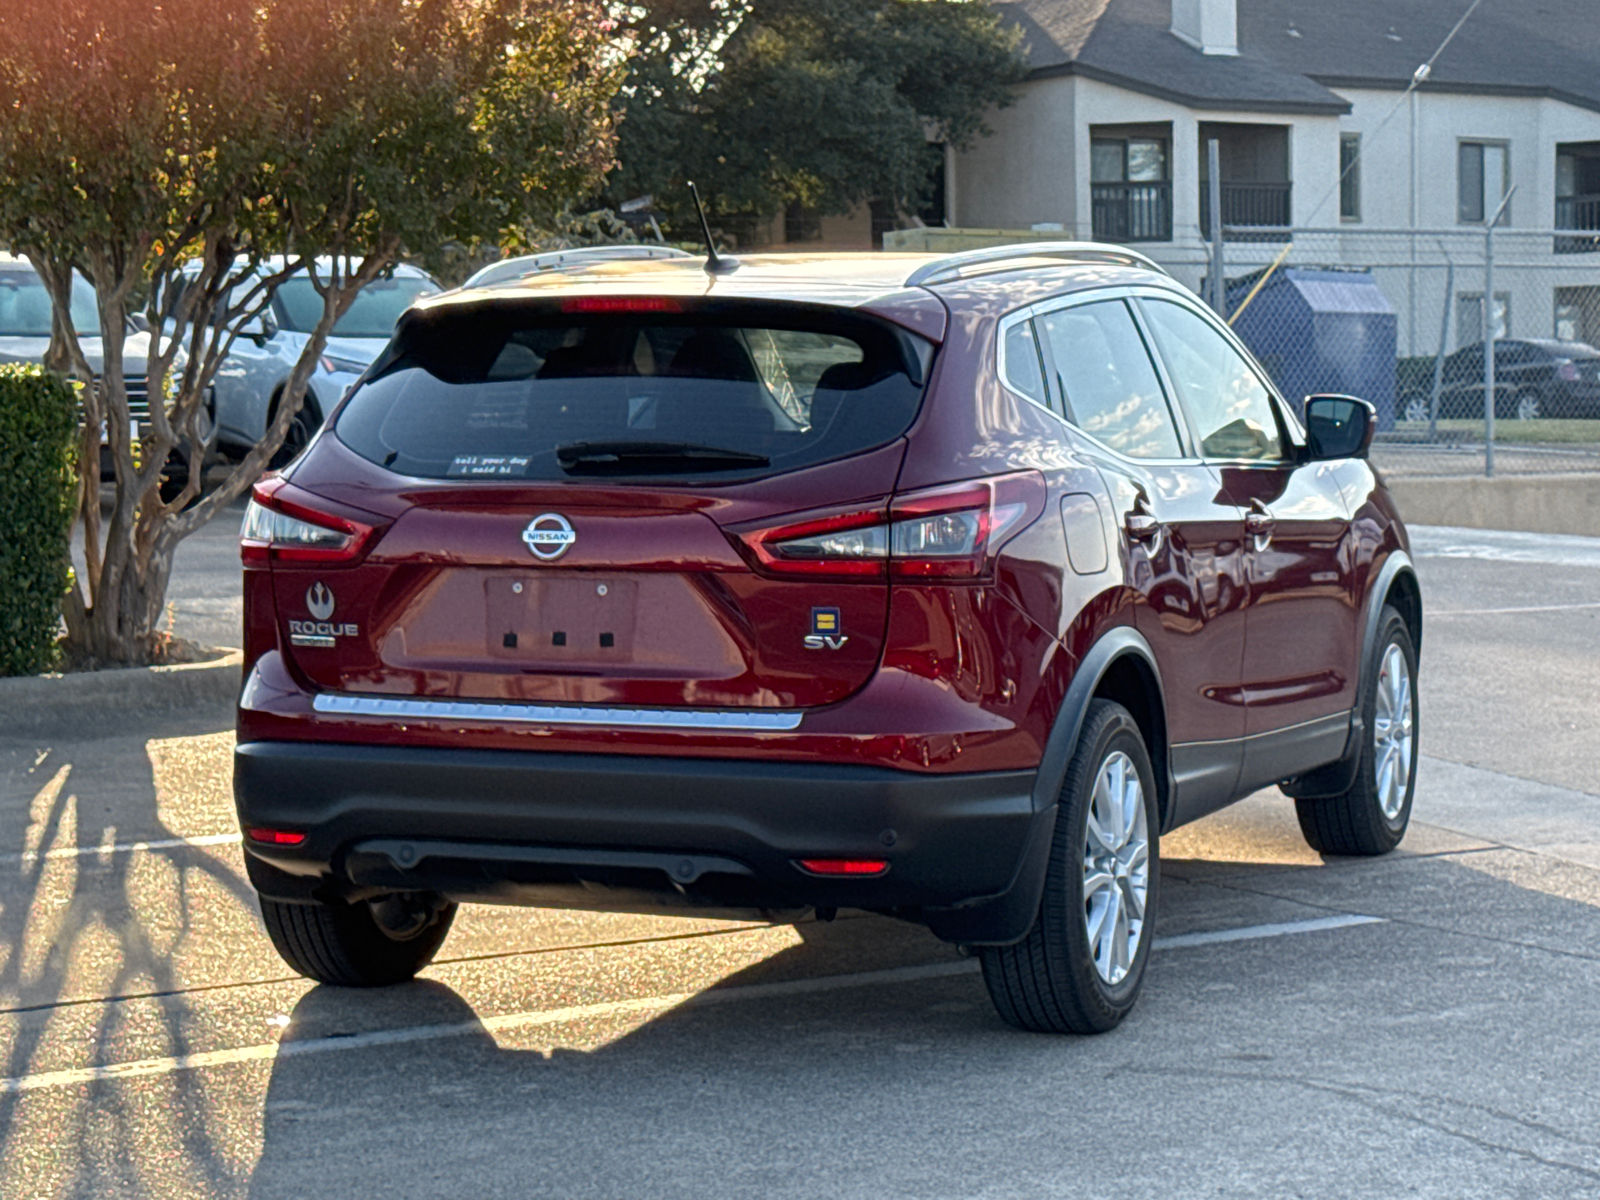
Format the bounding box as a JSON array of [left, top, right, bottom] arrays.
[[234, 740, 1049, 943]]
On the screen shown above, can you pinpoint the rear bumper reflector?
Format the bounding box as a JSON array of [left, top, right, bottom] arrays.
[[311, 693, 805, 732]]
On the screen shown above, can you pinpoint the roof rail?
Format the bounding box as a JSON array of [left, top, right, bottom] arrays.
[[903, 241, 1168, 289]]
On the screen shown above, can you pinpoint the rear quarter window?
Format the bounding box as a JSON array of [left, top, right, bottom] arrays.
[[333, 302, 929, 480]]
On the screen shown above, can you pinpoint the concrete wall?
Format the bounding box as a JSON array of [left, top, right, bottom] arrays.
[[1387, 473, 1600, 537]]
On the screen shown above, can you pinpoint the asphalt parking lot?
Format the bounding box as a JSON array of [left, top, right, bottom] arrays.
[[9, 516, 1600, 1198]]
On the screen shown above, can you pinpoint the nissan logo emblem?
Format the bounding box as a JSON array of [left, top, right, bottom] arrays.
[[521, 513, 576, 561]]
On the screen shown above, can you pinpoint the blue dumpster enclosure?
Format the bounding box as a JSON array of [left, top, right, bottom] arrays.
[[1225, 266, 1397, 430]]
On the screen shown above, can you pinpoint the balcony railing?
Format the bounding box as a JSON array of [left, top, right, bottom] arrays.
[[1554, 194, 1600, 254], [1091, 181, 1172, 243], [1200, 181, 1292, 239]]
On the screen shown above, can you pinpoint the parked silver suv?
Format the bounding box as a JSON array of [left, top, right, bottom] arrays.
[[169, 259, 440, 464]]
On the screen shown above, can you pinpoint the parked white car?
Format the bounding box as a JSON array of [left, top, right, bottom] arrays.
[[461, 245, 690, 290], [169, 259, 441, 465], [0, 254, 187, 485]]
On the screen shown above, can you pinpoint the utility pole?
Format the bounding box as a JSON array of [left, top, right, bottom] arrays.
[[1207, 139, 1224, 316], [1483, 185, 1515, 478]]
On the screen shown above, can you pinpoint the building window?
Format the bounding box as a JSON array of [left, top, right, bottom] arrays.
[[1555, 301, 1581, 342], [1459, 141, 1509, 224], [868, 200, 897, 249], [1459, 291, 1511, 345], [1555, 286, 1600, 343], [1339, 134, 1361, 222], [784, 203, 821, 244], [1090, 128, 1172, 242]]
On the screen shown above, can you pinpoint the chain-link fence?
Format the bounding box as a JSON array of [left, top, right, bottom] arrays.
[[1208, 226, 1600, 477]]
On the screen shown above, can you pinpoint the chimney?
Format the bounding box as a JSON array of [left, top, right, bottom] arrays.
[[1170, 0, 1238, 56]]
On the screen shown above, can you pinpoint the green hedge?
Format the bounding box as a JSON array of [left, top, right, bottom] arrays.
[[0, 364, 78, 675]]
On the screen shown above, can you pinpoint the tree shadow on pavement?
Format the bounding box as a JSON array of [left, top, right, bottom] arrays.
[[242, 835, 1600, 1200], [0, 708, 256, 1199]]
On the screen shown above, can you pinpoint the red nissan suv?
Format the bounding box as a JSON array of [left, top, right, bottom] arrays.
[[235, 244, 1422, 1034]]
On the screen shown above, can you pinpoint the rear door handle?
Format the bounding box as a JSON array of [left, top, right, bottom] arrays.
[[1125, 512, 1161, 541]]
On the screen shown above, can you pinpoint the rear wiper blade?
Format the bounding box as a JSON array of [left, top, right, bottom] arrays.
[[556, 440, 770, 473]]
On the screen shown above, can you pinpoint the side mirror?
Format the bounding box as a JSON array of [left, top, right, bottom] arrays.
[[1303, 395, 1375, 461], [127, 313, 151, 334], [239, 309, 278, 345]]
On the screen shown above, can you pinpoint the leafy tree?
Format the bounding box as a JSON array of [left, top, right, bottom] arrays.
[[0, 0, 622, 665], [607, 0, 1024, 229]]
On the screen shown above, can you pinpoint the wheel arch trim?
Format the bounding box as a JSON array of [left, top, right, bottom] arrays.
[[1032, 625, 1170, 824], [925, 624, 1169, 946], [1284, 549, 1420, 801], [1365, 550, 1421, 679]]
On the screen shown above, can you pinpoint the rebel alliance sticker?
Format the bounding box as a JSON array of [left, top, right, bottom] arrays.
[[306, 581, 335, 621], [522, 513, 576, 561], [288, 580, 359, 647]]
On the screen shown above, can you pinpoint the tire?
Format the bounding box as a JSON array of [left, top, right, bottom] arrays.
[[1513, 389, 1541, 422], [981, 700, 1159, 1034], [1400, 392, 1430, 424], [268, 403, 319, 470], [157, 452, 192, 506], [1295, 605, 1418, 856], [259, 892, 456, 987]]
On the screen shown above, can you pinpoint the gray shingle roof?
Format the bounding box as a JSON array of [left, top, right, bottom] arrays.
[[1245, 0, 1600, 115], [1000, 0, 1600, 115]]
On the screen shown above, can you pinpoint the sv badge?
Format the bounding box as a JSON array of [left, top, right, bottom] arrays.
[[804, 634, 850, 651]]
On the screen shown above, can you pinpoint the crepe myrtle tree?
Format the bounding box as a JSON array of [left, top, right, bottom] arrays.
[[0, 0, 622, 665]]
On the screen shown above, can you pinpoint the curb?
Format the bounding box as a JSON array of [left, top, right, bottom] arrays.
[[0, 650, 242, 736]]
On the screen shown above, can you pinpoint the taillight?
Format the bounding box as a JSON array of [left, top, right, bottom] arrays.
[[1558, 359, 1579, 382], [240, 475, 376, 566], [887, 471, 1045, 581], [743, 505, 891, 578], [734, 471, 1045, 582]]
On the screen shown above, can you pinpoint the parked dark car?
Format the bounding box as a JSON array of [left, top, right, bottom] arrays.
[[234, 243, 1422, 1034], [1401, 337, 1600, 421]]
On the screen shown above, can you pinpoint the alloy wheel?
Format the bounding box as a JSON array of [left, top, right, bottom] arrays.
[[1082, 750, 1150, 986], [1372, 643, 1415, 820]]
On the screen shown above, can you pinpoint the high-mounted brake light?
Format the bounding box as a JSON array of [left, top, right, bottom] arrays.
[[560, 296, 683, 314], [797, 858, 889, 876], [240, 475, 377, 566]]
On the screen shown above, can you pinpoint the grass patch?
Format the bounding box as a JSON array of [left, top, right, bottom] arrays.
[[1395, 418, 1600, 445]]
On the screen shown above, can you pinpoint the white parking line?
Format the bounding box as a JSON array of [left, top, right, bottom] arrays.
[[0, 833, 242, 867], [1429, 602, 1600, 617], [0, 912, 1385, 1095], [1154, 913, 1384, 949]]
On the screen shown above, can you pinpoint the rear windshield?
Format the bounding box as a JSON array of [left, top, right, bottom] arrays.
[[333, 303, 929, 480]]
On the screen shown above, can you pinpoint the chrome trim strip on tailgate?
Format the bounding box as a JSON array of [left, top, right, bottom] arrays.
[[311, 694, 805, 732]]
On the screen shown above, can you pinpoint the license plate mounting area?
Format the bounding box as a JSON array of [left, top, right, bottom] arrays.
[[484, 576, 638, 662]]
